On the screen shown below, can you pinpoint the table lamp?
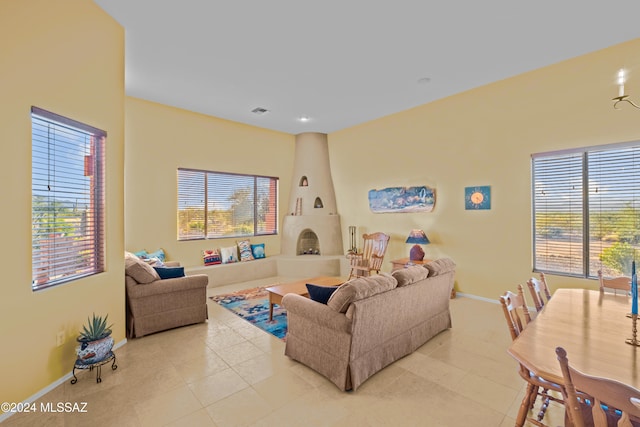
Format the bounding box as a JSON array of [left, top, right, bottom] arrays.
[[406, 229, 430, 262]]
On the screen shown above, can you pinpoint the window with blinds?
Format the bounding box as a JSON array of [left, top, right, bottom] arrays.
[[532, 143, 640, 278], [177, 168, 278, 240], [31, 107, 106, 291]]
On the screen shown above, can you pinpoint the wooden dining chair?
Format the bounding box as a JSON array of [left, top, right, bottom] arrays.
[[556, 346, 640, 427], [500, 285, 564, 427], [527, 272, 552, 313], [597, 269, 631, 295], [348, 232, 390, 280], [500, 285, 532, 341]]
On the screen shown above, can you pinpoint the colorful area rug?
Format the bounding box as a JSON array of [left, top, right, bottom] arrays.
[[210, 287, 287, 340]]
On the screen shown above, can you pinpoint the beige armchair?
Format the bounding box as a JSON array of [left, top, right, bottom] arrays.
[[125, 253, 208, 338]]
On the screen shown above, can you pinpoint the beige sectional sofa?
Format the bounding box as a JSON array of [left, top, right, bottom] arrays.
[[282, 258, 456, 391]]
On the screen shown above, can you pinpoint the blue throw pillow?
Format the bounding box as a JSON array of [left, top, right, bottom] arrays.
[[146, 248, 166, 262], [251, 243, 265, 259], [153, 266, 185, 280], [306, 284, 339, 304]]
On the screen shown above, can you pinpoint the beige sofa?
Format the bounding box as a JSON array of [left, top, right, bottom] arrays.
[[125, 253, 209, 338], [282, 258, 455, 391]]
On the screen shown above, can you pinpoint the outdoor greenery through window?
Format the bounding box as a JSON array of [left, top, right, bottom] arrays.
[[31, 107, 106, 291], [177, 168, 278, 240], [532, 142, 640, 278]]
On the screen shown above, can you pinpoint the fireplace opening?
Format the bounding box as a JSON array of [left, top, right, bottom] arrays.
[[297, 229, 320, 255]]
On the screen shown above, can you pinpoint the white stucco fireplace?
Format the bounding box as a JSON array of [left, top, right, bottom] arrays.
[[281, 132, 344, 256]]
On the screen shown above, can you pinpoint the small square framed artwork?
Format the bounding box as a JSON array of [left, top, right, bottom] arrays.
[[465, 186, 491, 210]]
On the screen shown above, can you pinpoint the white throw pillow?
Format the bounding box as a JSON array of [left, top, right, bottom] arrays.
[[221, 246, 239, 264]]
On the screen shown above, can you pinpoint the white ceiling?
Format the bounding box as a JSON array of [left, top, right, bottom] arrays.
[[95, 1, 640, 135]]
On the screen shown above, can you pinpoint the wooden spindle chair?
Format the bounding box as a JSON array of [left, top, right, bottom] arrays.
[[527, 272, 552, 313], [597, 269, 631, 296], [556, 346, 640, 427], [500, 285, 564, 427], [348, 232, 390, 280]]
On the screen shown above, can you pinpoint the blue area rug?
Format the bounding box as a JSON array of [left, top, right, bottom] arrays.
[[210, 287, 287, 340]]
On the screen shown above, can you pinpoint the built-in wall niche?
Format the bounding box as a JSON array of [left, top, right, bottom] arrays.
[[299, 176, 308, 187], [314, 197, 323, 208]]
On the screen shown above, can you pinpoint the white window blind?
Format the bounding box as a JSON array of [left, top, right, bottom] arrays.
[[31, 107, 106, 291], [532, 143, 640, 278], [177, 168, 278, 240], [588, 146, 640, 277], [177, 169, 205, 240]]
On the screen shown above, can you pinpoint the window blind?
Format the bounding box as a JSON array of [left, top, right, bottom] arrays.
[[532, 143, 640, 278], [588, 146, 640, 277], [31, 107, 106, 291], [177, 168, 278, 240], [532, 153, 584, 276], [177, 169, 205, 240], [256, 176, 278, 235]]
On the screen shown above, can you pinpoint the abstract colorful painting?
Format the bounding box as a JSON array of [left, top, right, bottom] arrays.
[[368, 186, 436, 213]]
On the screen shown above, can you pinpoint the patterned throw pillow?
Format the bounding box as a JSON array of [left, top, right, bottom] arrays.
[[251, 243, 265, 259], [142, 248, 166, 262], [221, 246, 239, 264], [202, 249, 222, 266], [237, 240, 254, 262]]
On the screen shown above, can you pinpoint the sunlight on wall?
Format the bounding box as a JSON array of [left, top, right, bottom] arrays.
[[329, 38, 640, 299], [0, 0, 124, 409], [124, 98, 294, 267]]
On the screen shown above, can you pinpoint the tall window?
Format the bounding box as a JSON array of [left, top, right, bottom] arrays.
[[177, 168, 278, 240], [532, 142, 640, 278], [31, 107, 106, 291]]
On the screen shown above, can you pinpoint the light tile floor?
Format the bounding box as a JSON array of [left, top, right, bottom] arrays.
[[2, 277, 565, 426]]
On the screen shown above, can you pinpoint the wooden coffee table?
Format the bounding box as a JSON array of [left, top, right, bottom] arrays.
[[265, 276, 345, 321]]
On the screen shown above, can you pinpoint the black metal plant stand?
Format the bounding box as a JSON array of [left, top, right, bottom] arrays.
[[70, 351, 117, 384]]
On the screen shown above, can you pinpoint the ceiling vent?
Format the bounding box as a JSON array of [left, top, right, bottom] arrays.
[[251, 107, 269, 115]]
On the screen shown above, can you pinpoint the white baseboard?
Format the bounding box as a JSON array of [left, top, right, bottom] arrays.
[[456, 292, 537, 313], [456, 292, 499, 304], [0, 338, 127, 423]]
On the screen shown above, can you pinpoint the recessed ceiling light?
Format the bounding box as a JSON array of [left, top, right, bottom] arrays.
[[417, 77, 431, 85], [298, 116, 310, 122]]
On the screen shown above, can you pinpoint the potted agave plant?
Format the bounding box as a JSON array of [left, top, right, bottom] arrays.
[[76, 313, 114, 365]]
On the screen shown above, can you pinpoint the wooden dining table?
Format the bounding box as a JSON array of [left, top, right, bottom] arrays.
[[508, 288, 640, 390]]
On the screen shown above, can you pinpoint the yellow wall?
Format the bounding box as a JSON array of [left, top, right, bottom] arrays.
[[329, 38, 640, 300], [124, 98, 294, 267], [0, 0, 124, 407], [2, 0, 639, 407]]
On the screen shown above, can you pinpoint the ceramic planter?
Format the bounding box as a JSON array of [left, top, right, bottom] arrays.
[[76, 334, 114, 365]]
